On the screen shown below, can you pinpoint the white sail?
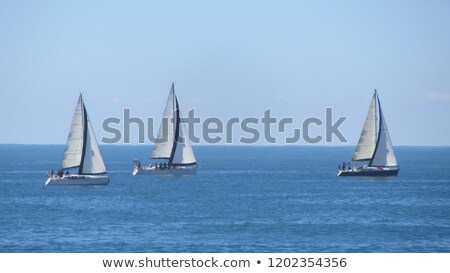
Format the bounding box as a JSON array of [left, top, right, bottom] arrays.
[[62, 95, 84, 170], [80, 118, 107, 174], [369, 101, 398, 167], [151, 83, 176, 159], [133, 83, 198, 175], [352, 92, 377, 161], [170, 116, 197, 166]]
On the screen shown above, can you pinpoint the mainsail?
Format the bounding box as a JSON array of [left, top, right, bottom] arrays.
[[61, 94, 107, 174], [152, 83, 176, 159], [62, 96, 84, 170], [352, 92, 377, 161], [369, 98, 398, 167]]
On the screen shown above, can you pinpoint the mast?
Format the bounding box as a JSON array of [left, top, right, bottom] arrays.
[[168, 97, 181, 166], [78, 97, 89, 174], [369, 91, 382, 166]]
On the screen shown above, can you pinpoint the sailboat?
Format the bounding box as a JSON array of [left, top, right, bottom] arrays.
[[46, 94, 109, 185], [338, 90, 399, 176], [133, 83, 198, 175]]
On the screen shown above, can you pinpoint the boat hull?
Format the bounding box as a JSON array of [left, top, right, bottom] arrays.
[[338, 167, 399, 177], [45, 175, 109, 186], [133, 165, 198, 175]]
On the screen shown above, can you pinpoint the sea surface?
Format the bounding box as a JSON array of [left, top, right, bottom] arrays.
[[0, 145, 449, 253]]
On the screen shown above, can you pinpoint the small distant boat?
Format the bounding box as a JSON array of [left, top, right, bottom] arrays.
[[133, 83, 198, 175], [46, 94, 109, 185], [338, 90, 399, 176]]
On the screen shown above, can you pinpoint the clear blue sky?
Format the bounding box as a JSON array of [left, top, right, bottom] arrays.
[[1, 0, 449, 145]]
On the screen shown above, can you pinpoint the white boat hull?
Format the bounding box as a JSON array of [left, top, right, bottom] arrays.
[[337, 166, 399, 177], [133, 165, 198, 175], [45, 175, 109, 186]]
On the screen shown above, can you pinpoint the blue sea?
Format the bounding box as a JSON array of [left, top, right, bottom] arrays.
[[0, 145, 449, 253]]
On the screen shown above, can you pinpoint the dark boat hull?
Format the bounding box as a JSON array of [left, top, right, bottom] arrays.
[[338, 168, 399, 177]]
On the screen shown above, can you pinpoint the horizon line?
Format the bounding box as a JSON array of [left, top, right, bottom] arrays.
[[0, 143, 449, 148]]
